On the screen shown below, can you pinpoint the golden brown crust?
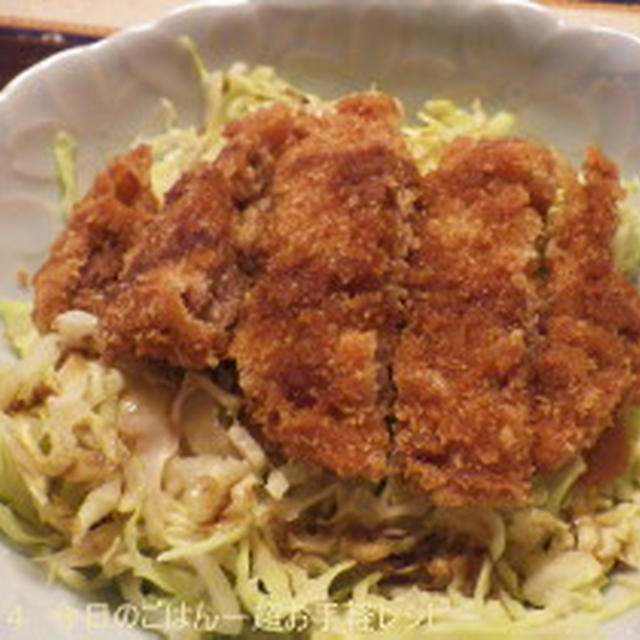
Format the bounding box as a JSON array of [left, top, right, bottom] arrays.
[[231, 93, 421, 481], [393, 138, 561, 505], [394, 141, 640, 503], [34, 104, 307, 370], [31, 96, 640, 504], [33, 144, 157, 331], [100, 164, 244, 368], [531, 148, 640, 470]]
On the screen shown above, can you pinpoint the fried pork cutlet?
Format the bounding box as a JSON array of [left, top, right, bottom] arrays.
[[32, 91, 640, 505], [99, 164, 243, 368], [532, 149, 640, 471], [394, 140, 640, 504], [393, 138, 563, 505], [231, 94, 421, 480], [100, 104, 310, 369], [35, 104, 306, 369], [33, 145, 157, 331]]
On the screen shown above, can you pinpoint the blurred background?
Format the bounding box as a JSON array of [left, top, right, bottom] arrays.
[[2, 0, 640, 90]]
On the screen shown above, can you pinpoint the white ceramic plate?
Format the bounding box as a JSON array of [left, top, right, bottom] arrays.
[[2, 0, 640, 638]]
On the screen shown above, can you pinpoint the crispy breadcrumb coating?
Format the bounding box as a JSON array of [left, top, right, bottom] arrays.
[[532, 148, 640, 471], [231, 94, 420, 480], [393, 138, 561, 504], [33, 145, 157, 330], [32, 95, 640, 504], [100, 164, 244, 368]]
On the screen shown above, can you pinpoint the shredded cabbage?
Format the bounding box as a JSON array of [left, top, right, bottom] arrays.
[[147, 40, 320, 203], [403, 99, 516, 173], [53, 129, 78, 219], [0, 300, 38, 358], [2, 60, 640, 640], [615, 179, 640, 281]]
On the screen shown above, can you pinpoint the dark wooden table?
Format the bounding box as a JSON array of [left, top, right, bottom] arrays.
[[0, 25, 104, 90]]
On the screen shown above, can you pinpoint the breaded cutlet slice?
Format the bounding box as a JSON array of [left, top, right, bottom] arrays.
[[232, 93, 421, 481], [532, 148, 640, 470], [33, 145, 157, 331], [394, 138, 562, 505]]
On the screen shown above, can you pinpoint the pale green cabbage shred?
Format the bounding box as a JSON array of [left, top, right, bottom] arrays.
[[3, 59, 640, 640], [53, 129, 78, 220]]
